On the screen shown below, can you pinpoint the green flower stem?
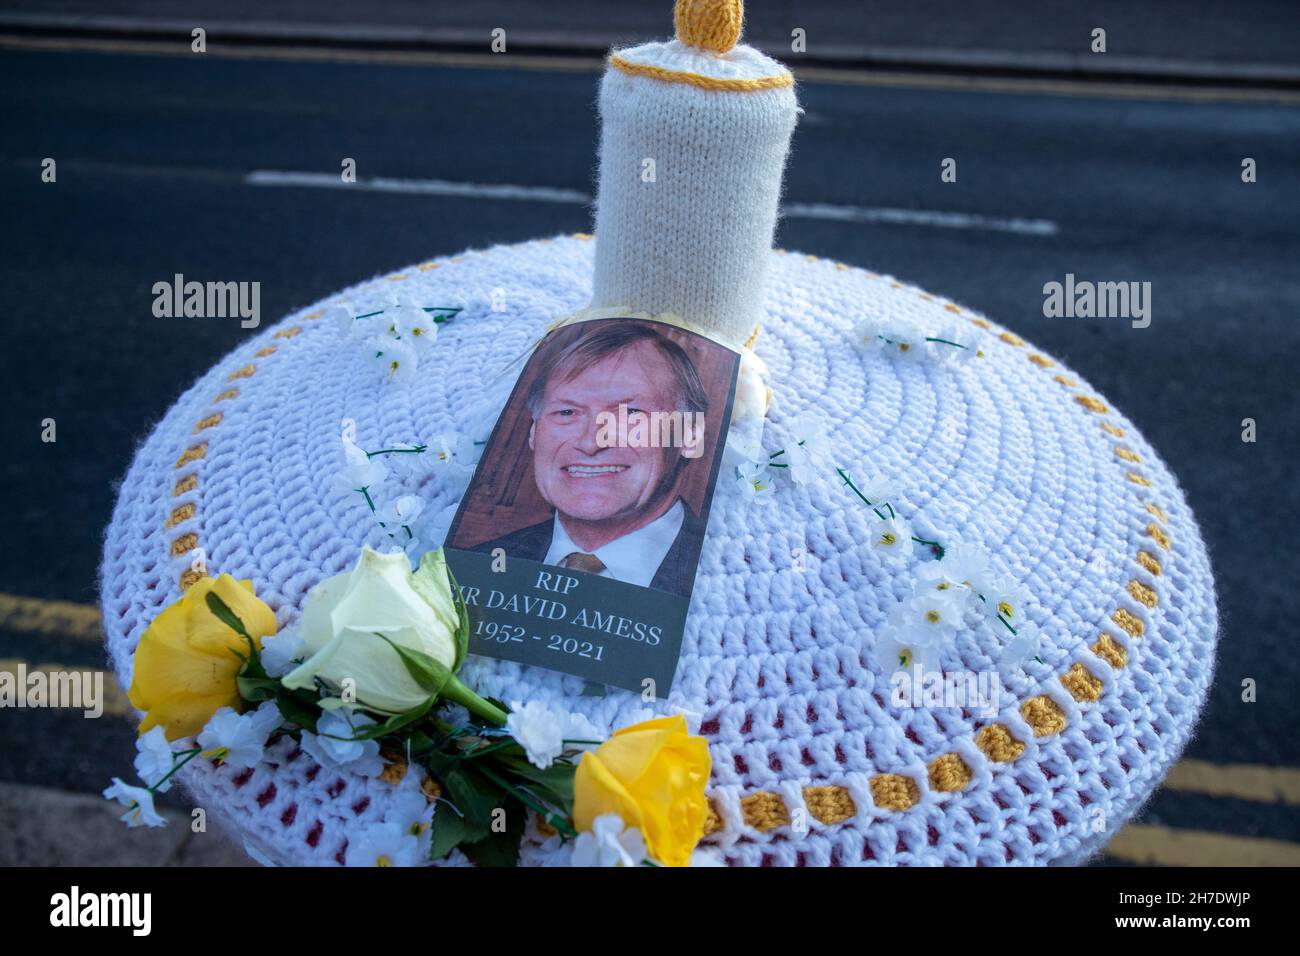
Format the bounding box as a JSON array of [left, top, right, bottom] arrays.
[[149, 747, 203, 794], [439, 676, 508, 727], [835, 468, 888, 521], [365, 445, 428, 458], [473, 762, 577, 838], [925, 337, 969, 350], [358, 487, 377, 513]]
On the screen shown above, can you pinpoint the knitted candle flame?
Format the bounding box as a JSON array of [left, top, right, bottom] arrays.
[[674, 0, 743, 53]]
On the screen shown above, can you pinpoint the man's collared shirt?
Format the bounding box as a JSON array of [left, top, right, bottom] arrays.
[[543, 499, 685, 587]]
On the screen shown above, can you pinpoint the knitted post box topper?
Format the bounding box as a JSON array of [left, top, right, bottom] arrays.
[[100, 0, 1216, 866]]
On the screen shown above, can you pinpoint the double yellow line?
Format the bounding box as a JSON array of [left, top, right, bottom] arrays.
[[2, 591, 1297, 863], [3, 32, 1299, 105]]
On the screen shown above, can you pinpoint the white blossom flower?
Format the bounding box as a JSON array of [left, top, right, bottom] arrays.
[[874, 625, 943, 677], [998, 621, 1044, 673], [300, 708, 385, 777], [897, 587, 965, 638], [329, 302, 363, 339], [197, 701, 283, 769], [259, 624, 305, 678], [344, 821, 423, 867], [984, 576, 1032, 628], [370, 333, 418, 384], [735, 459, 776, 504], [334, 437, 387, 497], [570, 814, 648, 867], [940, 541, 996, 594], [102, 778, 167, 829], [927, 318, 975, 364], [378, 494, 424, 539], [391, 301, 438, 348], [853, 316, 889, 351], [133, 726, 179, 793], [915, 559, 980, 617], [854, 471, 900, 510], [387, 773, 436, 856], [506, 700, 602, 770], [780, 416, 831, 485], [879, 316, 923, 360], [377, 295, 421, 337], [869, 515, 912, 563]]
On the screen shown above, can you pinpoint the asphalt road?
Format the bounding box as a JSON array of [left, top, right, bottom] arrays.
[[0, 45, 1297, 857]]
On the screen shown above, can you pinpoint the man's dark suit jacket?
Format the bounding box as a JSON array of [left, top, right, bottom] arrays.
[[471, 502, 704, 598]]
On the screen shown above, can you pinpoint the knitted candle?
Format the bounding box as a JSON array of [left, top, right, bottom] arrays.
[[589, 0, 799, 351]]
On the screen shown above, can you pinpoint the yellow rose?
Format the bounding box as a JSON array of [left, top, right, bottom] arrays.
[[129, 574, 276, 741], [573, 714, 711, 867]]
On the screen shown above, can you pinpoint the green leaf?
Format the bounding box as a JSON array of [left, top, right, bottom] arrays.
[[274, 691, 320, 732], [495, 754, 577, 810], [429, 761, 503, 830], [236, 674, 280, 702], [345, 697, 435, 740], [459, 796, 525, 868], [371, 631, 452, 697], [428, 808, 489, 861], [445, 562, 470, 674], [205, 591, 252, 640]]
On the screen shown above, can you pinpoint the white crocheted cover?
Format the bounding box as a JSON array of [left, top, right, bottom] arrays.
[[100, 235, 1217, 866]]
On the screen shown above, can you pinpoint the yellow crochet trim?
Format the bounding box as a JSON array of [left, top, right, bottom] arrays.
[[928, 753, 973, 792], [172, 474, 197, 497], [741, 791, 790, 831], [1060, 662, 1104, 702], [1127, 580, 1159, 608], [871, 773, 921, 810], [1112, 608, 1145, 638], [193, 412, 223, 433], [164, 503, 195, 529], [608, 54, 794, 92], [1137, 550, 1163, 576], [169, 532, 198, 558], [1092, 632, 1128, 669], [977, 723, 1026, 762], [1147, 522, 1172, 551], [175, 443, 207, 468], [1022, 695, 1068, 736]]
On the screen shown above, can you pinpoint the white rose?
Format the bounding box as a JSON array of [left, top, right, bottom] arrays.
[[281, 546, 461, 714]]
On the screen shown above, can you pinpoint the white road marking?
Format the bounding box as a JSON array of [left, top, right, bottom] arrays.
[[245, 169, 590, 204], [244, 170, 1059, 235]]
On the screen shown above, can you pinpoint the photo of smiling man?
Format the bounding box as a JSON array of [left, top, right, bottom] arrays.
[[448, 318, 738, 599]]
